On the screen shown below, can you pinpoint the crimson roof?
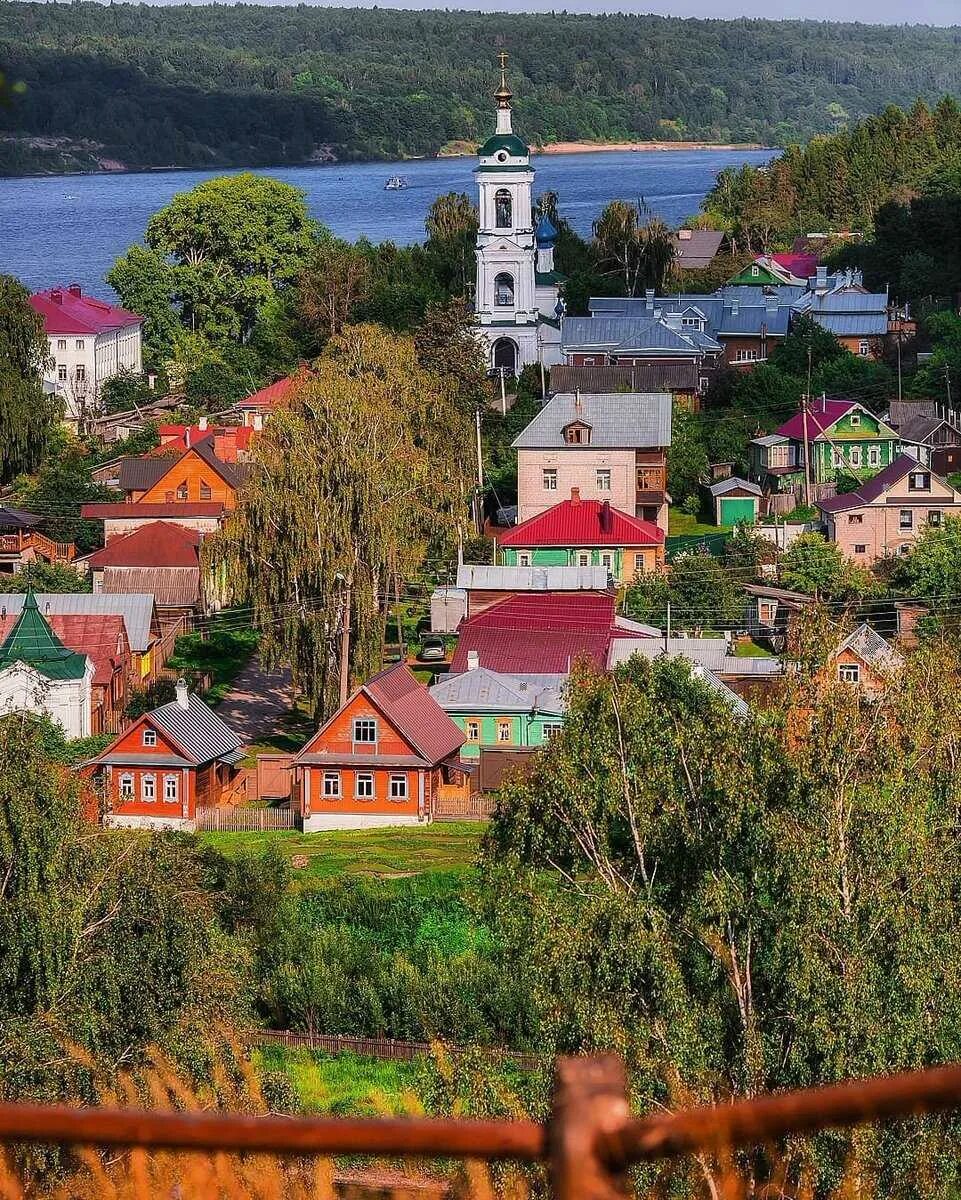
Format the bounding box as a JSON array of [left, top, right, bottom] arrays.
[[0, 611, 126, 688], [817, 454, 927, 513], [83, 521, 201, 568], [363, 664, 465, 764], [776, 398, 857, 441], [772, 252, 818, 279], [239, 376, 298, 408], [498, 497, 663, 548], [30, 287, 142, 335], [449, 592, 621, 674], [81, 503, 225, 519]]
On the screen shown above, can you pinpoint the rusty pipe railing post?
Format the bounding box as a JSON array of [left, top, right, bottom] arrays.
[[549, 1057, 632, 1200]]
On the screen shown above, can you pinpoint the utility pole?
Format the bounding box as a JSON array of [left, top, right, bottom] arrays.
[[802, 347, 813, 508], [338, 576, 351, 708], [539, 347, 547, 400], [498, 366, 507, 416], [946, 366, 953, 416], [474, 406, 485, 536], [896, 333, 903, 406]]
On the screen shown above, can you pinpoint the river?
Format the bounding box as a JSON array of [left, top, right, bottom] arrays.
[[0, 148, 772, 299]]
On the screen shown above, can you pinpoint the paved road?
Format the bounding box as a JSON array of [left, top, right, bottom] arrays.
[[216, 654, 295, 747]]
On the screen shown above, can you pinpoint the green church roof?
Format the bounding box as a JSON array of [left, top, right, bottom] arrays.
[[478, 133, 529, 158], [0, 592, 88, 681]]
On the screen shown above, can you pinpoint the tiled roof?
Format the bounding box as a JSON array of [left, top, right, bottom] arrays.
[[30, 286, 141, 335], [83, 522, 200, 569], [816, 454, 926, 513], [430, 668, 567, 716], [498, 497, 663, 548], [775, 398, 857, 441], [513, 392, 672, 450], [834, 623, 904, 671], [150, 692, 244, 765], [363, 664, 465, 765], [81, 503, 225, 520], [455, 564, 611, 591], [0, 592, 156, 653]]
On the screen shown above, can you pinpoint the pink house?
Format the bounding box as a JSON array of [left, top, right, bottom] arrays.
[[818, 455, 961, 563]]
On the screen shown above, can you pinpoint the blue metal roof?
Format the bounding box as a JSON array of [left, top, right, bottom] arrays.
[[812, 313, 888, 336]]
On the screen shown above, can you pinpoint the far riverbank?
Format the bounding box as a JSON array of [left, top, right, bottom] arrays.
[[437, 139, 773, 158]]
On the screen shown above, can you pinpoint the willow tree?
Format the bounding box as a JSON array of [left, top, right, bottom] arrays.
[[211, 323, 473, 716]]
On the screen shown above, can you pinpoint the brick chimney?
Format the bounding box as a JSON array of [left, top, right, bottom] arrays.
[[50, 288, 63, 304], [67, 283, 82, 298], [214, 427, 238, 463], [599, 499, 612, 533], [570, 487, 581, 506]]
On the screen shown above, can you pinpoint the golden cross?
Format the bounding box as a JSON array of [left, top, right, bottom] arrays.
[[498, 50, 508, 72]]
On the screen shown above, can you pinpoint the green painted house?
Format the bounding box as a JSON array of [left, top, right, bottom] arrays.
[[728, 255, 806, 286], [750, 399, 900, 492], [428, 664, 566, 759]]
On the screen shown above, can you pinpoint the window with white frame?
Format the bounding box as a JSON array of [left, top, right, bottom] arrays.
[[57, 338, 67, 351], [352, 717, 377, 743], [163, 774, 179, 803], [75, 364, 85, 382], [596, 468, 611, 491], [355, 773, 375, 799], [909, 471, 931, 491], [141, 774, 156, 802], [389, 774, 408, 801], [497, 719, 512, 743], [142, 728, 157, 747], [900, 509, 913, 530], [868, 446, 880, 467], [832, 448, 843, 468], [543, 469, 557, 491], [699, 376, 710, 393], [854, 543, 867, 554], [465, 719, 480, 742], [322, 771, 340, 797], [768, 444, 789, 467], [929, 510, 943, 526], [849, 446, 862, 468], [858, 340, 870, 356], [838, 663, 861, 683], [599, 551, 615, 570], [751, 265, 760, 276], [75, 339, 85, 351], [119, 773, 134, 800], [759, 600, 777, 624], [734, 349, 759, 362], [517, 551, 531, 566], [577, 551, 591, 567], [849, 413, 861, 427], [542, 722, 563, 739], [848, 514, 864, 524], [57, 364, 67, 382]]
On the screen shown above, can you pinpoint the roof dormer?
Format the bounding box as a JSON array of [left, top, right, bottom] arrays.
[[562, 420, 592, 445]]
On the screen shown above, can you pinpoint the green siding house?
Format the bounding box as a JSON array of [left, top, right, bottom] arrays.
[[750, 399, 899, 492], [429, 664, 566, 759]]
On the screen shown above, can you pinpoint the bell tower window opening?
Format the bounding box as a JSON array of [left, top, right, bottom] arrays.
[[494, 273, 515, 307], [495, 189, 513, 229]]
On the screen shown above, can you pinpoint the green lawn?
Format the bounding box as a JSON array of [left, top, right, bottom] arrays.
[[733, 639, 775, 658], [255, 1047, 425, 1116], [668, 510, 729, 538], [168, 612, 260, 704], [198, 822, 485, 881]]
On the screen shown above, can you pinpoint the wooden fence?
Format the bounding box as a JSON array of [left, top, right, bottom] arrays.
[[250, 1028, 541, 1072], [196, 805, 299, 832], [433, 790, 497, 821]]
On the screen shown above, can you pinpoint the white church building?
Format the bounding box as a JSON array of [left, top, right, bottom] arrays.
[[474, 54, 564, 376]]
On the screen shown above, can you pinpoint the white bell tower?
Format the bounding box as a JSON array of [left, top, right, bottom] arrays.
[[474, 52, 540, 375]]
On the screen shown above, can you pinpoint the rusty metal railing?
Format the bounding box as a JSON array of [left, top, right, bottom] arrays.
[[0, 1057, 959, 1197]]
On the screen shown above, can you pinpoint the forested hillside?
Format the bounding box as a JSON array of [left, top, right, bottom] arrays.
[[2, 3, 961, 174]]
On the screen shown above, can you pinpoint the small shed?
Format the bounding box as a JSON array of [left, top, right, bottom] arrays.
[[430, 587, 467, 634], [707, 477, 762, 526]]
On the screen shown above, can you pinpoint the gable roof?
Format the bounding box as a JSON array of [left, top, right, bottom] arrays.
[[0, 507, 42, 531], [429, 668, 567, 716], [0, 612, 128, 688], [776, 398, 859, 441], [513, 393, 672, 450], [30, 286, 142, 335], [833, 623, 903, 671], [498, 497, 663, 548], [673, 229, 724, 269], [608, 636, 784, 677], [817, 454, 939, 514], [708, 476, 762, 497], [362, 664, 465, 764], [0, 593, 89, 681], [239, 375, 299, 410], [561, 315, 717, 355], [149, 692, 244, 765], [118, 456, 180, 493], [0, 592, 156, 652], [82, 522, 201, 569]]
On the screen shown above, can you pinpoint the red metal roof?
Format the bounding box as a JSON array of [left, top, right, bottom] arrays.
[[363, 664, 465, 764], [83, 521, 201, 568], [498, 496, 663, 548], [449, 593, 621, 674], [0, 612, 126, 688], [81, 503, 225, 519], [155, 425, 255, 460], [30, 286, 142, 335], [776, 398, 857, 441], [239, 376, 298, 409], [772, 252, 818, 279]]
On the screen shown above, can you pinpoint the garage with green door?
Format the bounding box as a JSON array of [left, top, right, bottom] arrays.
[[708, 477, 762, 526]]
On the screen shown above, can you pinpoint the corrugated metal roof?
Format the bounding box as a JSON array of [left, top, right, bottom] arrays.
[[81, 503, 225, 519], [562, 316, 702, 354], [430, 668, 567, 715], [118, 456, 175, 492], [456, 564, 610, 591], [98, 752, 194, 768], [673, 229, 724, 268], [708, 477, 762, 497], [817, 454, 926, 513], [608, 637, 783, 676], [810, 313, 888, 336], [84, 521, 200, 568], [151, 692, 244, 765], [364, 664, 465, 764], [0, 592, 156, 652], [100, 567, 201, 609], [549, 363, 698, 393], [513, 393, 672, 450], [498, 497, 663, 548]]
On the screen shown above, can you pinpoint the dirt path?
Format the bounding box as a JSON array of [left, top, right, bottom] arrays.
[[215, 654, 295, 747]]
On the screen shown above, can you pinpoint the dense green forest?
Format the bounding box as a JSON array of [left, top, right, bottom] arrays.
[[3, 4, 961, 173]]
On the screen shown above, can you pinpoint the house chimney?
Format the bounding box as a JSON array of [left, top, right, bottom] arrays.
[[765, 292, 778, 313], [467, 649, 480, 671], [147, 373, 157, 390], [50, 288, 63, 304], [645, 288, 655, 311], [816, 265, 828, 292], [600, 499, 611, 532], [574, 387, 582, 414], [198, 415, 208, 431], [176, 677, 189, 710], [67, 283, 82, 298], [570, 487, 581, 506], [731, 297, 739, 316]]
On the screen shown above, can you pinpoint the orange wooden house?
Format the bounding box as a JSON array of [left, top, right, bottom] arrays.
[[89, 679, 245, 829], [293, 664, 467, 831], [120, 438, 245, 509]]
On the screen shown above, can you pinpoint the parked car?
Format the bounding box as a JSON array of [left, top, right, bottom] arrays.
[[417, 635, 447, 662]]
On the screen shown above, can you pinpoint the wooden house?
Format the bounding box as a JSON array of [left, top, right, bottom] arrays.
[[293, 664, 467, 832], [90, 679, 245, 830], [822, 624, 903, 698]]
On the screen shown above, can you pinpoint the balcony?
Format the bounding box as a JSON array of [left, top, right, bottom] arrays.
[[0, 531, 76, 564]]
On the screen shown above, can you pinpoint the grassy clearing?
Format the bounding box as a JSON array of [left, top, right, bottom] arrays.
[[169, 612, 260, 704], [198, 822, 485, 881], [733, 639, 775, 658], [255, 1046, 425, 1116], [668, 510, 729, 538]]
